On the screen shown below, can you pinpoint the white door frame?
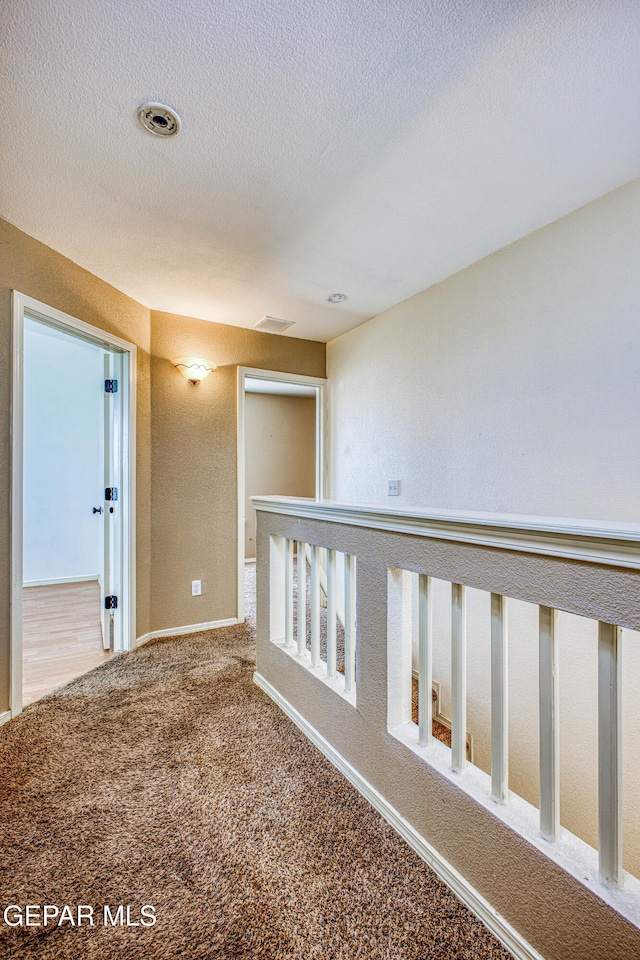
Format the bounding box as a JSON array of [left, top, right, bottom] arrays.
[[237, 366, 326, 623], [11, 291, 137, 716]]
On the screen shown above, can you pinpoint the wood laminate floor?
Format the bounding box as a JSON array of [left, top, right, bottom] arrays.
[[22, 580, 111, 706]]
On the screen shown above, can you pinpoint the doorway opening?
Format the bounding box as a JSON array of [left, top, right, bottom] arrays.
[[11, 293, 136, 715], [237, 367, 326, 623]]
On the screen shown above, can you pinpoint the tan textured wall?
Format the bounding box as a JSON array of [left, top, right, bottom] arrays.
[[255, 508, 640, 960], [244, 393, 316, 557], [0, 217, 152, 714], [150, 312, 324, 632]]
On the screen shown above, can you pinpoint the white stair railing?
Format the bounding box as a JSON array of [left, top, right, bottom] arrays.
[[539, 605, 560, 842], [257, 496, 640, 950], [599, 621, 622, 886], [417, 573, 432, 748], [343, 552, 356, 694], [273, 536, 356, 702], [490, 592, 508, 804], [450, 582, 467, 773], [326, 548, 337, 679], [296, 539, 306, 656]]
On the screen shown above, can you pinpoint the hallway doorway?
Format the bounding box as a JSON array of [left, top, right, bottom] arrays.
[[21, 317, 109, 703], [11, 293, 136, 715], [237, 367, 326, 622], [243, 380, 317, 560]]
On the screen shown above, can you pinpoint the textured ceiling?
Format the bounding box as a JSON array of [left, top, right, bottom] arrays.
[[1, 0, 639, 342]]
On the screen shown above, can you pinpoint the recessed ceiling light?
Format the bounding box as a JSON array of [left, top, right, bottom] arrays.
[[138, 102, 181, 137], [327, 293, 347, 304]]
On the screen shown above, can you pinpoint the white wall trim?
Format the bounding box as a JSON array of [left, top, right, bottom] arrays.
[[237, 367, 326, 625], [0, 710, 12, 727], [253, 672, 545, 960], [134, 633, 153, 648], [239, 367, 327, 388], [251, 496, 640, 570], [24, 575, 99, 588], [10, 291, 137, 718], [10, 298, 25, 719], [135, 617, 239, 647]]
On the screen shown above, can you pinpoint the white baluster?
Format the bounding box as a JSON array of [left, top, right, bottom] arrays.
[[598, 621, 622, 886], [284, 538, 294, 647], [451, 583, 467, 771], [296, 540, 306, 656], [269, 535, 286, 644], [326, 549, 337, 678], [344, 554, 356, 693], [310, 544, 320, 667], [539, 605, 559, 841], [491, 593, 509, 803], [418, 574, 432, 748]]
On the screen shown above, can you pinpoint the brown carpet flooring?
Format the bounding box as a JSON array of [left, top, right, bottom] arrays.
[[0, 565, 512, 959]]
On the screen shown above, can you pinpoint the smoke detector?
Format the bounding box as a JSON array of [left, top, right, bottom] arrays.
[[138, 102, 181, 137], [327, 293, 347, 304], [254, 316, 295, 334]]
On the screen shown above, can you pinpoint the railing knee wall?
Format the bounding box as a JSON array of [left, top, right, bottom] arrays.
[[254, 500, 640, 960]]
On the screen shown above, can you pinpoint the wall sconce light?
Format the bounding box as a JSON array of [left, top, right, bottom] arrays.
[[172, 357, 217, 385]]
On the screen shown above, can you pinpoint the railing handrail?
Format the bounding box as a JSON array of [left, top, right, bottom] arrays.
[[251, 496, 640, 569]]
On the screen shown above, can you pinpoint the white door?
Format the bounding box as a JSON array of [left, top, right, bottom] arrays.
[[23, 319, 105, 592], [12, 291, 136, 718]]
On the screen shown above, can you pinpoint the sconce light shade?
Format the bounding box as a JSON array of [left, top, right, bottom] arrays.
[[172, 357, 217, 384]]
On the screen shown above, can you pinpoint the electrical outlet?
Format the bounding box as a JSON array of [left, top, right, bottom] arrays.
[[387, 479, 400, 496], [191, 579, 202, 596]]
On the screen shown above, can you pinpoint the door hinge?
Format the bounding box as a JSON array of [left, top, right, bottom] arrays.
[[105, 379, 118, 393], [105, 595, 118, 610], [105, 487, 118, 501]]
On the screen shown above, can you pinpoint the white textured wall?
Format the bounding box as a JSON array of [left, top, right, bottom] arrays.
[[23, 319, 105, 583], [328, 179, 640, 521], [327, 178, 640, 876]]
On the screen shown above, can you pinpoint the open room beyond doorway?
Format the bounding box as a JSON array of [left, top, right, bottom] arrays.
[[237, 367, 325, 622], [11, 293, 136, 716], [22, 319, 107, 704]]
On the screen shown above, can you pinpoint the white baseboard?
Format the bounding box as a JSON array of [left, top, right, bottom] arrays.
[[134, 633, 154, 648], [23, 575, 99, 588], [253, 672, 544, 960], [0, 710, 12, 727], [245, 557, 256, 564], [135, 617, 239, 648]]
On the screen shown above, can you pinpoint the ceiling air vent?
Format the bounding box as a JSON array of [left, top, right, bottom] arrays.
[[253, 316, 295, 334]]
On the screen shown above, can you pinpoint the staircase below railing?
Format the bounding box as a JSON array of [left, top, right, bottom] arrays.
[[253, 496, 640, 960]]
